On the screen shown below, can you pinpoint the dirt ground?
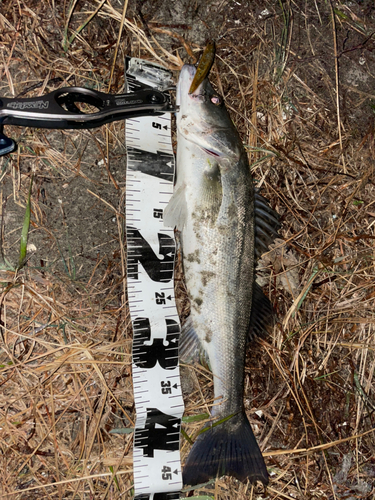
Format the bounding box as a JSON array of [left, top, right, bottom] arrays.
[[1, 0, 375, 498]]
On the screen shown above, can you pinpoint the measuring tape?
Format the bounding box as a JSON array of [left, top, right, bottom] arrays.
[[125, 58, 184, 500]]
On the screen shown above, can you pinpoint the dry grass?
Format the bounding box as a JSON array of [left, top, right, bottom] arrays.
[[1, 0, 375, 498]]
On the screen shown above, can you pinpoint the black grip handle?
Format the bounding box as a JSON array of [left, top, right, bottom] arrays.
[[0, 86, 171, 130], [0, 86, 175, 156]]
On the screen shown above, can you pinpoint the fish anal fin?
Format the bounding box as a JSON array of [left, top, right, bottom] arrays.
[[183, 411, 268, 486], [179, 316, 209, 367]]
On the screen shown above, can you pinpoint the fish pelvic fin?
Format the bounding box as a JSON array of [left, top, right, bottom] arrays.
[[183, 411, 268, 487]]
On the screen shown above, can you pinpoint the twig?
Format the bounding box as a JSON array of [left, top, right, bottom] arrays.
[[330, 0, 346, 173]]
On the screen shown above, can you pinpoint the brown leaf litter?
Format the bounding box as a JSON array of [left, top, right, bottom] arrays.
[[1, 0, 375, 498]]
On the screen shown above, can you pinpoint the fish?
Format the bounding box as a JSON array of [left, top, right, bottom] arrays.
[[164, 64, 280, 486]]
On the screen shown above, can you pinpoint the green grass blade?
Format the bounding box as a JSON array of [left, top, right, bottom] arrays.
[[181, 427, 194, 445], [182, 412, 209, 423], [197, 412, 237, 436], [18, 176, 33, 269], [109, 428, 134, 435], [108, 466, 120, 491], [54, 234, 76, 281], [183, 497, 214, 500], [67, 239, 76, 280], [62, 0, 78, 51], [292, 266, 320, 318], [182, 479, 216, 493], [314, 370, 340, 381], [63, 0, 106, 51]]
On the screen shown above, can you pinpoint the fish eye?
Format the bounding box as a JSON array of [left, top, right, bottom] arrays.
[[211, 95, 222, 106]]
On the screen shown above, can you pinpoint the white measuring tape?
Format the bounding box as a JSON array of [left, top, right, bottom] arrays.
[[125, 58, 184, 500]]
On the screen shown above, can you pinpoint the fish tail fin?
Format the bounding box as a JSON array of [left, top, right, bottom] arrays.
[[183, 411, 268, 486]]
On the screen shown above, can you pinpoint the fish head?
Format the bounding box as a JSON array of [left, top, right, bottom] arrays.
[[177, 65, 243, 162]]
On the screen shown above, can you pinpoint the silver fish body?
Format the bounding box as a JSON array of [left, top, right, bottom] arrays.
[[165, 65, 271, 486]]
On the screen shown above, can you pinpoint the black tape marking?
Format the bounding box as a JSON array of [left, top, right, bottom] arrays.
[[134, 408, 181, 458], [127, 147, 174, 182], [135, 493, 180, 500], [133, 317, 180, 370], [127, 227, 175, 283]]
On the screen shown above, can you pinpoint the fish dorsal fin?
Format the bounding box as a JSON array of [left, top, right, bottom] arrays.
[[248, 282, 277, 341], [163, 183, 188, 230], [179, 316, 209, 367], [254, 190, 281, 261], [250, 190, 280, 340]]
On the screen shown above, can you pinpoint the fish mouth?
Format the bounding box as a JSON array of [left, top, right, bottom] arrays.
[[178, 40, 216, 101], [177, 64, 212, 112], [187, 132, 240, 161], [201, 146, 224, 158], [176, 65, 197, 107]]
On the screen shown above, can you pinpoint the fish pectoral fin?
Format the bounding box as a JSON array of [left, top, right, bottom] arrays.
[[163, 183, 188, 230], [248, 282, 277, 341], [183, 411, 269, 486], [179, 316, 209, 367]]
